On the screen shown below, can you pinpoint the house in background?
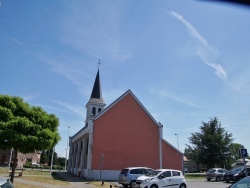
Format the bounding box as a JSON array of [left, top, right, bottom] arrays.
[[0, 150, 11, 167], [183, 156, 199, 173], [0, 150, 41, 168], [68, 68, 183, 180]]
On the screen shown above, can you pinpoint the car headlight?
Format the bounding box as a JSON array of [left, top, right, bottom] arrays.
[[233, 173, 239, 176], [142, 178, 153, 183]]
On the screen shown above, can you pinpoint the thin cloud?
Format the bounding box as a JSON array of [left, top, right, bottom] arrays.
[[170, 11, 227, 81], [38, 55, 87, 88], [150, 89, 200, 108], [21, 93, 40, 102], [10, 38, 25, 46], [55, 101, 84, 116]]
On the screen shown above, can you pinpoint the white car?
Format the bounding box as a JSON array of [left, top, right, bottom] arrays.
[[0, 176, 14, 188], [118, 167, 153, 187], [136, 170, 163, 186], [138, 169, 186, 188]]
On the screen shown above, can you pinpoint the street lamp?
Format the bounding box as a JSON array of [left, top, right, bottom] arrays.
[[65, 126, 70, 171], [175, 134, 179, 150]]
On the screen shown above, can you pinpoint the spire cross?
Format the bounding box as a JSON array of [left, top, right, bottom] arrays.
[[98, 59, 101, 68]]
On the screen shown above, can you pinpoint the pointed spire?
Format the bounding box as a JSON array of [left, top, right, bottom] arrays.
[[90, 68, 102, 99], [86, 62, 106, 120]]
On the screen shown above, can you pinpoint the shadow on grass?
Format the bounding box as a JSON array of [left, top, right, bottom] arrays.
[[52, 171, 92, 183], [51, 172, 69, 182]]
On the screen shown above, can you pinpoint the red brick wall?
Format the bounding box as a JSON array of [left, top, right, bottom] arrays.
[[162, 140, 183, 171], [91, 93, 160, 170]]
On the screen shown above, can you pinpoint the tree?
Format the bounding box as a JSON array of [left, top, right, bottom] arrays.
[[41, 149, 59, 166], [0, 95, 61, 183], [185, 117, 233, 170], [57, 157, 66, 167], [227, 143, 244, 167], [40, 150, 49, 165], [47, 149, 58, 166]]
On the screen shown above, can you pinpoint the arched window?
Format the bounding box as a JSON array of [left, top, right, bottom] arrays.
[[98, 108, 102, 113], [92, 107, 96, 116]]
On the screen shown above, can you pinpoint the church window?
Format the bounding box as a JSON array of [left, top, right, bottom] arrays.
[[92, 107, 96, 116], [98, 108, 101, 113]]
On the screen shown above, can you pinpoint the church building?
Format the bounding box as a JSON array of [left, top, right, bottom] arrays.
[[67, 68, 183, 180]]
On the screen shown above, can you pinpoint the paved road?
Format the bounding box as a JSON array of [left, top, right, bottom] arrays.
[[186, 179, 232, 188], [2, 171, 234, 188], [112, 179, 233, 188]]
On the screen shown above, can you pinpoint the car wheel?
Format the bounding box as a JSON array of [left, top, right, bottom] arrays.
[[122, 184, 128, 188], [207, 178, 211, 181], [226, 181, 230, 183], [216, 176, 220, 181], [179, 183, 186, 188], [130, 181, 136, 188], [150, 184, 158, 188]]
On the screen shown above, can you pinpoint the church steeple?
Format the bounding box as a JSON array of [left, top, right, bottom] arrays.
[[86, 66, 106, 120], [90, 68, 102, 99]]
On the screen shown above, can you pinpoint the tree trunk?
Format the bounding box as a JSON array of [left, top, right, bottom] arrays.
[[10, 149, 18, 183]]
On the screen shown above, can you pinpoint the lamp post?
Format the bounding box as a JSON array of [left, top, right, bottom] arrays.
[[65, 126, 70, 171], [175, 134, 179, 150]]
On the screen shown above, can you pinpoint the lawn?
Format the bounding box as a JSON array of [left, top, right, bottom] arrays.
[[13, 182, 45, 188], [185, 173, 205, 179], [0, 168, 119, 188], [0, 167, 70, 187], [91, 181, 118, 188]]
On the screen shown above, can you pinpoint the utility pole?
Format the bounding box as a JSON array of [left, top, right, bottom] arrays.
[[175, 134, 179, 150], [65, 126, 70, 171]]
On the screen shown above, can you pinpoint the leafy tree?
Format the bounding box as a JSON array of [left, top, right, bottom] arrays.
[[57, 157, 66, 167], [0, 95, 61, 183], [43, 149, 58, 166], [227, 143, 244, 167], [185, 117, 233, 170], [40, 150, 49, 164]]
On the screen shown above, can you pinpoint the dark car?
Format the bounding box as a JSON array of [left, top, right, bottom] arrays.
[[224, 166, 250, 183], [229, 176, 250, 188], [206, 168, 228, 181]]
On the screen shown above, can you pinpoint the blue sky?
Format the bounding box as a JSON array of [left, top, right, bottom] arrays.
[[1, 0, 250, 159]]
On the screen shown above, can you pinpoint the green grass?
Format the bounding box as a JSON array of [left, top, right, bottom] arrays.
[[14, 182, 47, 188], [0, 168, 70, 187], [185, 174, 205, 179]]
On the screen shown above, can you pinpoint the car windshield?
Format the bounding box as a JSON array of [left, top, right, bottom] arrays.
[[230, 167, 244, 173], [145, 170, 162, 177], [230, 176, 250, 188], [207, 169, 216, 173], [120, 169, 129, 175]]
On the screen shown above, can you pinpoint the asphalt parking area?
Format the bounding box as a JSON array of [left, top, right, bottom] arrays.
[[112, 179, 232, 188]]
